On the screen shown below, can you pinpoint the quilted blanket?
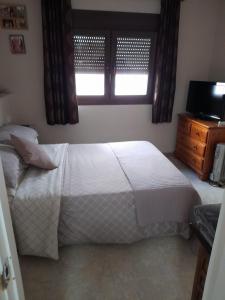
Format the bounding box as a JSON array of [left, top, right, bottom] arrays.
[[110, 142, 200, 226], [11, 141, 200, 259], [11, 144, 68, 259]]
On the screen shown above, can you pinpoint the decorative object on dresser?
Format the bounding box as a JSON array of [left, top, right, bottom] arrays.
[[175, 113, 225, 180]]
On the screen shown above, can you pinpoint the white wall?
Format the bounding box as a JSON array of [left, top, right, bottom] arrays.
[[71, 0, 160, 13], [209, 0, 225, 82], [0, 0, 45, 127], [0, 95, 12, 125], [0, 0, 222, 152]]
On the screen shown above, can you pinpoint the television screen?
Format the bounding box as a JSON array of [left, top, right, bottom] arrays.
[[186, 81, 225, 121]]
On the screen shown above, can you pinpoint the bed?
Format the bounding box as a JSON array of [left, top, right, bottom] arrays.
[[9, 140, 200, 259]]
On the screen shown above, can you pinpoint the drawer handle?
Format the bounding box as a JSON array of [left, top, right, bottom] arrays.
[[193, 145, 198, 150], [195, 132, 200, 136]]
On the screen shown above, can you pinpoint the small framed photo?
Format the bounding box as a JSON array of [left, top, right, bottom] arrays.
[[0, 4, 28, 29], [9, 35, 26, 54]]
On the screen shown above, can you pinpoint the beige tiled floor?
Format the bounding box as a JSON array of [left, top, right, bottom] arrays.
[[20, 237, 197, 300]]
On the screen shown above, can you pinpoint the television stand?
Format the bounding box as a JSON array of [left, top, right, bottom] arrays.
[[175, 113, 225, 180]]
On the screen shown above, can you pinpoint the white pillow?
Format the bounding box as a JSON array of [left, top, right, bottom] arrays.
[[0, 144, 26, 196], [11, 134, 57, 170], [0, 124, 38, 144]]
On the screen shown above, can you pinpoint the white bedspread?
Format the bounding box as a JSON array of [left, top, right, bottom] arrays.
[[58, 142, 199, 246], [59, 144, 137, 245], [110, 142, 200, 226], [11, 144, 68, 259], [11, 141, 200, 259]]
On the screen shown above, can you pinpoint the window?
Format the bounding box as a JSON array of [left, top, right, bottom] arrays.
[[113, 35, 152, 97], [73, 10, 159, 105], [74, 35, 105, 96]]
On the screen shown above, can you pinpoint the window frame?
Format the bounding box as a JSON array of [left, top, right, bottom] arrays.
[[73, 10, 159, 105]]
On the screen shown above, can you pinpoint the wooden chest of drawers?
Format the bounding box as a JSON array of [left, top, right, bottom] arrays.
[[175, 114, 225, 180]]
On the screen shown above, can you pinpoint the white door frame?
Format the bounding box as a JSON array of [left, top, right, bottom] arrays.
[[203, 194, 225, 300], [0, 159, 25, 300]]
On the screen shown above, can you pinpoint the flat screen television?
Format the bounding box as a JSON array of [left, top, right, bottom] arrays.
[[186, 81, 225, 121]]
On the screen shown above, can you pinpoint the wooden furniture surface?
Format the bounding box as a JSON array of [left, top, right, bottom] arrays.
[[175, 113, 225, 180], [191, 243, 209, 300]]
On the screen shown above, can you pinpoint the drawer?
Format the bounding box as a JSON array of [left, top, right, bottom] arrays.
[[177, 132, 206, 157], [178, 118, 192, 135], [190, 124, 208, 143], [176, 146, 204, 172], [186, 153, 203, 172]]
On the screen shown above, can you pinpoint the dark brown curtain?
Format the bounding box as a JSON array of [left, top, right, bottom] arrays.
[[152, 0, 181, 123], [42, 0, 79, 125]]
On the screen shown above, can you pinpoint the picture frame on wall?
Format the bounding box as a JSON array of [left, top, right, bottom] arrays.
[[0, 4, 28, 29], [9, 35, 26, 54]]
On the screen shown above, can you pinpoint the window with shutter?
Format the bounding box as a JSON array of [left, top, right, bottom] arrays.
[[74, 34, 106, 96], [113, 35, 152, 96], [73, 10, 159, 105]]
